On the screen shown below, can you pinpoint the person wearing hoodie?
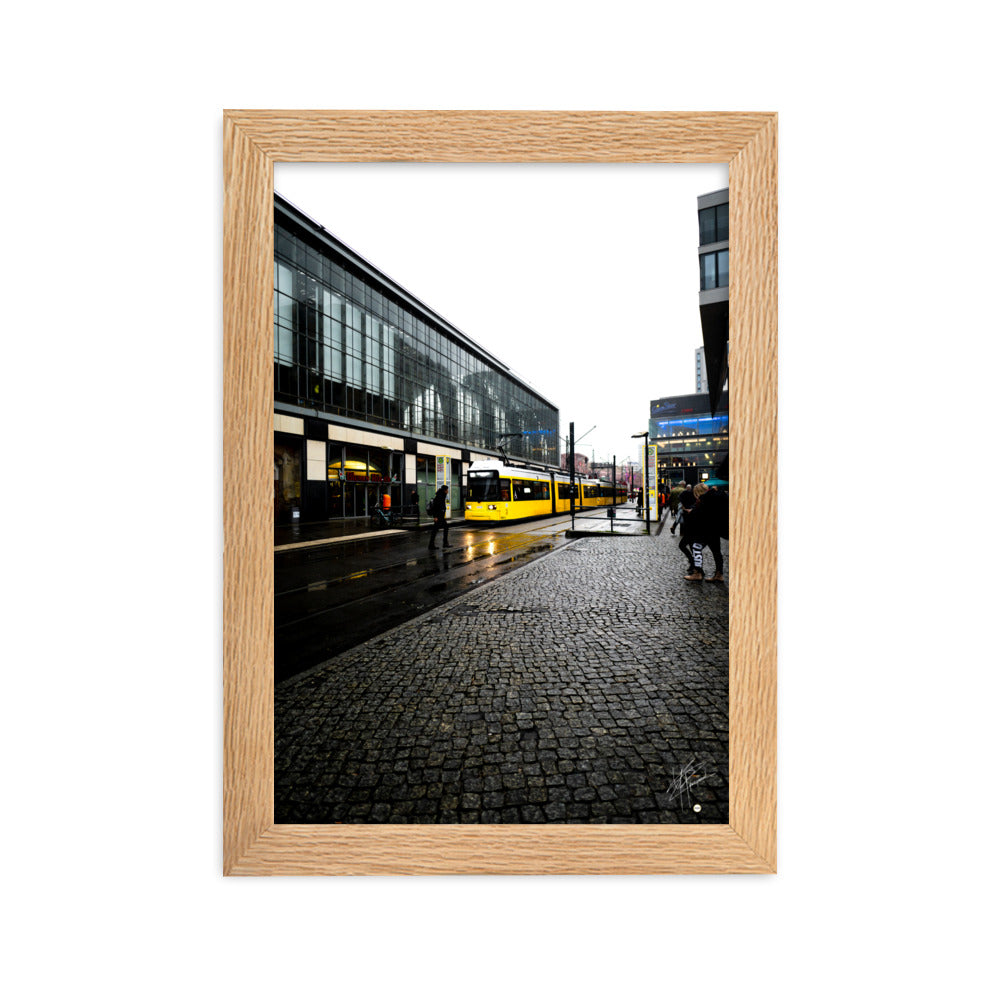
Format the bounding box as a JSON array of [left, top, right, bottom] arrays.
[[683, 483, 726, 582]]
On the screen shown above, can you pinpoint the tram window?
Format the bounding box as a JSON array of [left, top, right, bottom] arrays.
[[512, 479, 534, 501], [468, 470, 499, 501], [500, 481, 511, 501]]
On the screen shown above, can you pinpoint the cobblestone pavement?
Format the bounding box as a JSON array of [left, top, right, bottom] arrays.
[[275, 526, 729, 824]]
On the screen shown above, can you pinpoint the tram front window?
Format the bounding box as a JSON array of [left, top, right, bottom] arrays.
[[468, 470, 500, 501]]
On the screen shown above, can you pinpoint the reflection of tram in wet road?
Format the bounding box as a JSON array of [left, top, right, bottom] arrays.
[[274, 515, 584, 683]]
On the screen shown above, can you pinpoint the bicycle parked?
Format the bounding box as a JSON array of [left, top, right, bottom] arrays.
[[369, 506, 402, 530]]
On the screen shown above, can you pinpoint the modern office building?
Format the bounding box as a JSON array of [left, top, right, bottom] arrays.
[[694, 346, 708, 394], [649, 391, 729, 488], [273, 193, 560, 525], [695, 345, 728, 395], [697, 188, 729, 413]]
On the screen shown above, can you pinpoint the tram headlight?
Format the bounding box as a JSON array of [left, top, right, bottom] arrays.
[[488, 504, 497, 510]]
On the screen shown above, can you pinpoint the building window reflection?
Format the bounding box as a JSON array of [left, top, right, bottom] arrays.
[[699, 203, 729, 244], [273, 204, 558, 468], [700, 250, 730, 291]]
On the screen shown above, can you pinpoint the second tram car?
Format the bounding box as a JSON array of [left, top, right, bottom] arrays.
[[464, 459, 626, 523]]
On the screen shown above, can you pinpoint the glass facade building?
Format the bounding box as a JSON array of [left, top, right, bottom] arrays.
[[649, 392, 729, 488], [273, 194, 560, 525]]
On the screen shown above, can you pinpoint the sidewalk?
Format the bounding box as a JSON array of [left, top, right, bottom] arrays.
[[275, 520, 729, 825]]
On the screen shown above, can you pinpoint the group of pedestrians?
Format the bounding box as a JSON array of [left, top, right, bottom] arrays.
[[668, 481, 727, 582]]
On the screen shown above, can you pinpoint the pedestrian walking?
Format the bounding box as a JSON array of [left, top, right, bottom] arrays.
[[427, 485, 451, 550], [636, 490, 643, 517], [676, 482, 697, 570], [668, 483, 685, 533], [683, 483, 727, 582]]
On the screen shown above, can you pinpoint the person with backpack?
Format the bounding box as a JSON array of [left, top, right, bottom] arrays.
[[427, 485, 451, 550]]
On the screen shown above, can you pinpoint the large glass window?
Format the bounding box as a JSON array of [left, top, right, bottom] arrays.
[[656, 414, 729, 437], [699, 203, 729, 245], [274, 434, 302, 525], [274, 220, 559, 463], [700, 253, 716, 290], [700, 250, 729, 290]]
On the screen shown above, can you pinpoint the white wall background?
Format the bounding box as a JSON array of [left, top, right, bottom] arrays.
[[4, 2, 997, 997]]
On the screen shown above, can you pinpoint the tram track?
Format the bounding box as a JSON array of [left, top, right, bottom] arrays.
[[274, 522, 574, 680]]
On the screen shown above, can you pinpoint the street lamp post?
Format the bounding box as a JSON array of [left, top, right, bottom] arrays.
[[631, 431, 650, 534]]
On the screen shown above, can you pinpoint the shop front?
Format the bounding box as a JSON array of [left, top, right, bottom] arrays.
[[275, 432, 303, 525], [326, 442, 404, 519]]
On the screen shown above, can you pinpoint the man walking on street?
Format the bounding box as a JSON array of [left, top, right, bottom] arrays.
[[668, 482, 685, 533], [428, 485, 451, 550]]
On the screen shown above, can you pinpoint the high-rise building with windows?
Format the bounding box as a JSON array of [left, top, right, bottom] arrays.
[[273, 193, 560, 525], [695, 346, 708, 394], [698, 188, 729, 413]]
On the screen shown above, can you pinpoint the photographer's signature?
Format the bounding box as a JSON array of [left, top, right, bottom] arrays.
[[664, 759, 712, 810]]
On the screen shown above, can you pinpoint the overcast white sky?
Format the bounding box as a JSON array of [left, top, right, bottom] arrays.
[[275, 162, 727, 466]]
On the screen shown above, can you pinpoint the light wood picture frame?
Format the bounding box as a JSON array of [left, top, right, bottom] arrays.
[[223, 110, 777, 875]]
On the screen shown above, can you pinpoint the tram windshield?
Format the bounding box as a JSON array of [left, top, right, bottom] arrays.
[[467, 470, 500, 501]]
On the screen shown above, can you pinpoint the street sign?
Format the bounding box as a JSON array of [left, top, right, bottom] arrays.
[[435, 456, 451, 510], [647, 444, 657, 512]]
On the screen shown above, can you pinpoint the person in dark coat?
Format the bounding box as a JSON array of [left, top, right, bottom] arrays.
[[684, 484, 726, 581], [427, 485, 451, 550], [676, 483, 697, 569], [668, 483, 686, 533]]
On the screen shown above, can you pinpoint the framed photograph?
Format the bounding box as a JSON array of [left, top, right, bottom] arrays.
[[224, 111, 776, 874]]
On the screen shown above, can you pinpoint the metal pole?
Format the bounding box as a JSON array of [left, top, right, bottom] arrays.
[[569, 421, 575, 530], [611, 454, 616, 533], [646, 439, 651, 535]]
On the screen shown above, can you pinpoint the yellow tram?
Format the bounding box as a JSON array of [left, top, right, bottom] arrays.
[[464, 460, 626, 523]]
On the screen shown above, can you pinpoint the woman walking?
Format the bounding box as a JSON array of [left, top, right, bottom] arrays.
[[683, 484, 726, 582]]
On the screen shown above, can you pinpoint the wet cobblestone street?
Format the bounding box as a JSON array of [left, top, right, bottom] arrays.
[[275, 528, 729, 824]]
